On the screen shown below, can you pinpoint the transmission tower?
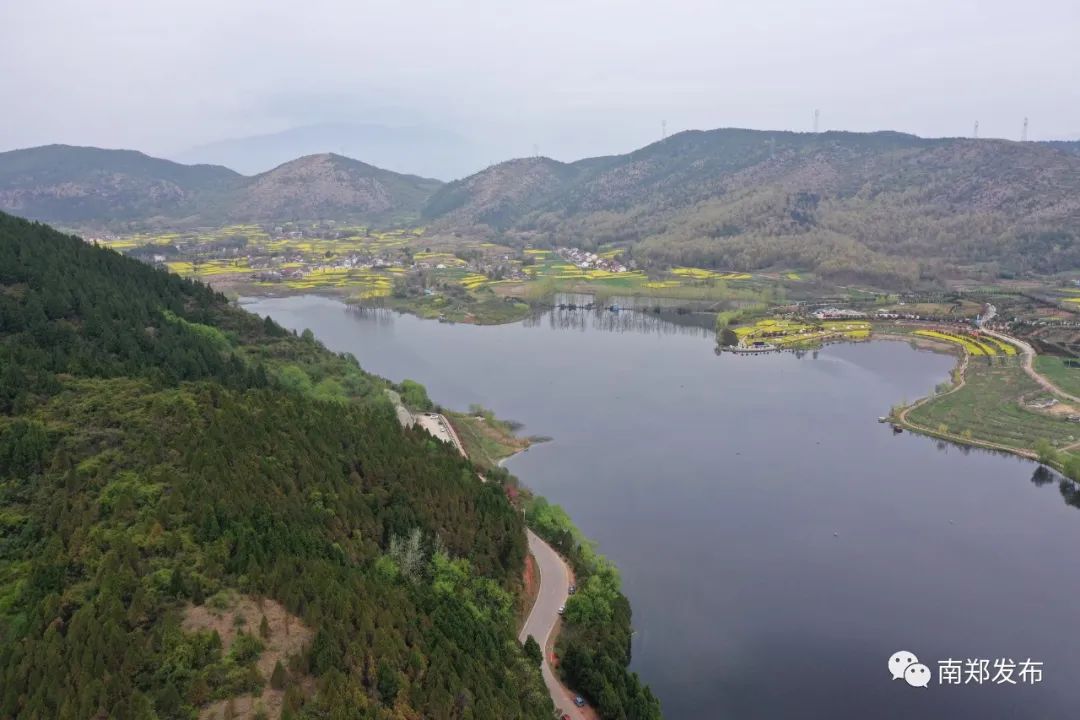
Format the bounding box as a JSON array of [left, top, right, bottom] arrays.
[[662, 120, 667, 140], [973, 120, 979, 139], [1021, 117, 1029, 142], [813, 109, 820, 133]]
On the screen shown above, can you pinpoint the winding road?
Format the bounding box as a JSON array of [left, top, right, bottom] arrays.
[[519, 529, 591, 719], [393, 397, 586, 714]]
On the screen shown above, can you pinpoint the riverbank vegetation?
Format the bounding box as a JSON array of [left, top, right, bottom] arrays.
[[0, 213, 554, 719], [445, 406, 534, 469], [525, 498, 662, 720]]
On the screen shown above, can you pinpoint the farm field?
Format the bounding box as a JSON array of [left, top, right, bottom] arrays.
[[911, 329, 1016, 356], [95, 222, 892, 326], [731, 318, 871, 348], [906, 362, 1080, 454], [1034, 356, 1080, 399]]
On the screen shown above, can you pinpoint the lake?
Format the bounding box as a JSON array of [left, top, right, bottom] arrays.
[[244, 294, 1080, 720]]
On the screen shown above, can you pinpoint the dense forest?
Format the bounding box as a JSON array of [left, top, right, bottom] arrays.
[[0, 212, 552, 719]]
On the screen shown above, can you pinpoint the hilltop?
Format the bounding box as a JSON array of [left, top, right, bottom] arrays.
[[175, 122, 481, 180], [423, 129, 1080, 287], [0, 145, 442, 229]]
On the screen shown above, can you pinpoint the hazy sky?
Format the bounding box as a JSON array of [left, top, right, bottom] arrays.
[[3, 0, 1079, 165]]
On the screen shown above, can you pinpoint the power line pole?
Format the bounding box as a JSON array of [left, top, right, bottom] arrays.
[[973, 120, 979, 139], [1021, 117, 1029, 142], [813, 109, 820, 133], [661, 120, 667, 140]]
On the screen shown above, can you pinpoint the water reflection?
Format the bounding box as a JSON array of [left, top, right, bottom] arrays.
[[1031, 465, 1056, 487], [1024, 464, 1080, 510], [346, 304, 397, 326], [523, 305, 715, 337]]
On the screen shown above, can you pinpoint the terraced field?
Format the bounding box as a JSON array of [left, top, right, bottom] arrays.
[[912, 329, 1016, 356]]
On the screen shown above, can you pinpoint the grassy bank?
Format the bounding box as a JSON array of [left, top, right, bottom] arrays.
[[896, 346, 1080, 478], [445, 406, 535, 469], [1034, 356, 1080, 398]]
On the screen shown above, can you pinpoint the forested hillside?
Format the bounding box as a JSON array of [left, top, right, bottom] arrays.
[[0, 212, 550, 719], [424, 129, 1080, 287], [0, 147, 442, 229]]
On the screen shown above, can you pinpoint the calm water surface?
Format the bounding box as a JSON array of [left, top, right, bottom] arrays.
[[245, 295, 1080, 720]]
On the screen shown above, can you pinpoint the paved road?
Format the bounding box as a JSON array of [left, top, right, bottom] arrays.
[[416, 412, 467, 457], [519, 530, 590, 720]]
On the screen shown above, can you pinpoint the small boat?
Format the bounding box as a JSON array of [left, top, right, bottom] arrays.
[[892, 426, 903, 434]]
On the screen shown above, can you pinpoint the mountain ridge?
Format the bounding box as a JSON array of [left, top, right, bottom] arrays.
[[0, 144, 442, 228], [422, 128, 1080, 285]]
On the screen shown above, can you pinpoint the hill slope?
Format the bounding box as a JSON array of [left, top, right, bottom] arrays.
[[0, 144, 242, 225], [0, 212, 550, 719], [0, 146, 442, 228], [233, 153, 442, 223], [424, 129, 1080, 286]]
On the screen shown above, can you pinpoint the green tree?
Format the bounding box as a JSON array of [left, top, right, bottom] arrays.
[[400, 379, 433, 410], [523, 636, 542, 667], [1035, 439, 1058, 465]]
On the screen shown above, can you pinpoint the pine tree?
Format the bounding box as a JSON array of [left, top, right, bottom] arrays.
[[271, 660, 287, 690], [259, 615, 271, 639]]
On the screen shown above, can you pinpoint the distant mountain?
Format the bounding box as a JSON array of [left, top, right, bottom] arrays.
[[230, 153, 441, 223], [424, 128, 1080, 286], [175, 122, 482, 180], [1042, 140, 1080, 156], [0, 144, 242, 225], [0, 145, 443, 228]]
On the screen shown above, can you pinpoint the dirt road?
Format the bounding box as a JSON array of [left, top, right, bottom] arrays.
[[982, 328, 1080, 404]]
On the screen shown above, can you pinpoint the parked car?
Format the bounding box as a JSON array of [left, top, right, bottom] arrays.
[[557, 605, 565, 615], [568, 584, 576, 595], [574, 696, 586, 707]]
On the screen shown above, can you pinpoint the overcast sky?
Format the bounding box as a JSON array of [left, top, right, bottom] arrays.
[[3, 0, 1079, 166]]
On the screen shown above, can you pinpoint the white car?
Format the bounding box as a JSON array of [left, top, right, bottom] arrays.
[[557, 605, 565, 615]]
